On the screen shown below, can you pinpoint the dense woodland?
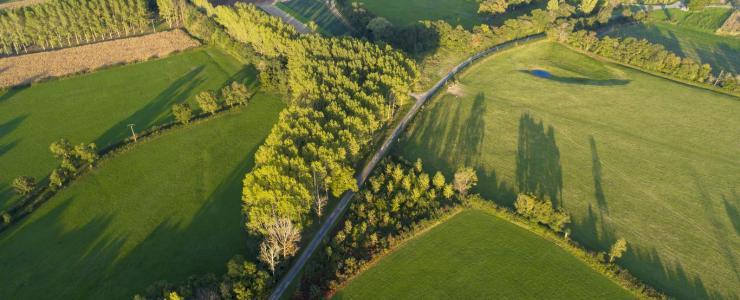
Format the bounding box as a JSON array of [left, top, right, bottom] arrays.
[[0, 0, 153, 55]]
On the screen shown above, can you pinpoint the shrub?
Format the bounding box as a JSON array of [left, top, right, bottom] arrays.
[[172, 103, 193, 124], [12, 176, 36, 197]]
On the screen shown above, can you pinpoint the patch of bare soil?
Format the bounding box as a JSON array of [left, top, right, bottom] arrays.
[[0, 30, 200, 89], [716, 10, 739, 36], [447, 82, 466, 97]]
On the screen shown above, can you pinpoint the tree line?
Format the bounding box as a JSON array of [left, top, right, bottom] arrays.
[[553, 28, 739, 92], [205, 3, 417, 264], [0, 0, 154, 56]]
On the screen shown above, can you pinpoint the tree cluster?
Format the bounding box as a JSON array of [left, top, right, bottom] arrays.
[[478, 0, 535, 15], [48, 138, 99, 190], [135, 256, 270, 300], [514, 194, 570, 232], [554, 29, 739, 92], [297, 160, 461, 297], [0, 0, 152, 55], [208, 4, 418, 240]]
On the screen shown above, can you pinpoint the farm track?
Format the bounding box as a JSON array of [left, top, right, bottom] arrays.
[[268, 34, 543, 300]]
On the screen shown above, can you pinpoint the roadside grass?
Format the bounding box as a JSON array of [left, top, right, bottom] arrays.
[[335, 209, 632, 299], [359, 0, 544, 29], [396, 41, 740, 299], [0, 47, 253, 210], [276, 0, 350, 35], [605, 9, 739, 73], [0, 94, 285, 299]]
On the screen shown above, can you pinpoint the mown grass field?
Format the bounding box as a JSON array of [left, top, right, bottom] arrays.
[[0, 95, 284, 299], [0, 47, 253, 210], [397, 41, 740, 298], [606, 8, 739, 73], [359, 0, 543, 29], [276, 0, 350, 35], [335, 209, 632, 299]]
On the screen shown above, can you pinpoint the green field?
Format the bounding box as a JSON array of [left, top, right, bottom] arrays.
[[397, 41, 740, 298], [277, 0, 350, 35], [0, 95, 284, 299], [0, 47, 252, 210], [335, 209, 632, 299], [606, 8, 739, 73], [358, 0, 544, 29]]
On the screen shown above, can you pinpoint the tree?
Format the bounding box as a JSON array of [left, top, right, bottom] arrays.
[[432, 171, 446, 189], [547, 0, 559, 11], [49, 168, 68, 190], [609, 238, 627, 263], [12, 176, 36, 197], [307, 21, 318, 33], [49, 138, 74, 159], [579, 0, 597, 14], [259, 239, 281, 276], [74, 143, 98, 166], [1, 211, 11, 225], [166, 291, 183, 300], [453, 167, 477, 197], [172, 103, 193, 124], [196, 91, 219, 114], [222, 81, 250, 107], [366, 17, 393, 41], [478, 0, 509, 15], [268, 218, 301, 258]]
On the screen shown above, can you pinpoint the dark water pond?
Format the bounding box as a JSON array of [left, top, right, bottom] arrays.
[[531, 69, 552, 78]]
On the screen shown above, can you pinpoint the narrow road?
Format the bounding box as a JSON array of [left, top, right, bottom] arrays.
[[268, 34, 544, 300], [256, 1, 311, 34]]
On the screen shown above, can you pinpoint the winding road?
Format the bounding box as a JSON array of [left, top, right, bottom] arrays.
[[268, 34, 544, 300]]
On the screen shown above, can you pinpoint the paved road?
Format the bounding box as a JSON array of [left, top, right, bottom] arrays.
[[267, 34, 544, 300], [256, 1, 311, 34]]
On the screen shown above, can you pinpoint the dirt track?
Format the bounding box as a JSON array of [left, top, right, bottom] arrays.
[[0, 30, 200, 89], [0, 0, 47, 10]]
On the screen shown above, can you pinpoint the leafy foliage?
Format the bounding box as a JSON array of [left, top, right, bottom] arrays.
[[514, 194, 570, 232], [0, 0, 153, 55]]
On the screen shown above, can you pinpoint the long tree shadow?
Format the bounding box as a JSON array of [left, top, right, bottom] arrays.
[[590, 136, 608, 214], [94, 66, 206, 148], [0, 114, 28, 139], [723, 190, 740, 235], [515, 113, 563, 208]]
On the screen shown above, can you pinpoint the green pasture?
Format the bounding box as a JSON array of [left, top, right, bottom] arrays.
[[276, 0, 350, 35], [335, 209, 632, 299], [645, 8, 733, 31], [0, 95, 284, 299], [358, 0, 544, 29], [397, 41, 740, 298], [606, 8, 739, 73], [0, 47, 253, 210]]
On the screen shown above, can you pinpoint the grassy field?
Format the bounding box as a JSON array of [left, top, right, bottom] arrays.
[[0, 95, 284, 299], [335, 209, 632, 299], [606, 8, 739, 73], [359, 0, 544, 29], [276, 0, 350, 35], [0, 47, 253, 210], [397, 41, 740, 298]]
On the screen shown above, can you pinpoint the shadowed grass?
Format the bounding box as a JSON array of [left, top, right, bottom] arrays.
[[0, 47, 254, 210], [397, 41, 740, 298], [276, 0, 350, 35], [0, 94, 284, 299], [335, 209, 632, 299]]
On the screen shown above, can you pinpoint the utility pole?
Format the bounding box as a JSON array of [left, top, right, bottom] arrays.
[[127, 124, 137, 142]]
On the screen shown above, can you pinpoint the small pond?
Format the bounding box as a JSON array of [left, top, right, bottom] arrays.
[[530, 69, 552, 78]]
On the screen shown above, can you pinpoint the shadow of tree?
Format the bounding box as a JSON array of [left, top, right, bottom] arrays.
[[723, 190, 740, 236], [94, 66, 206, 149], [590, 136, 608, 214], [0, 114, 28, 139], [515, 113, 563, 208]]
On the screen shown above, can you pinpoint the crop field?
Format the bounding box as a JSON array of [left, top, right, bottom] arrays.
[[0, 47, 252, 210], [397, 41, 740, 298], [606, 8, 739, 73], [335, 209, 632, 299], [0, 95, 284, 299], [276, 0, 350, 35], [0, 30, 200, 88]]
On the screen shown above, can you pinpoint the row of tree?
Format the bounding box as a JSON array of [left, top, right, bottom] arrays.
[[0, 0, 153, 55], [297, 160, 476, 297], [555, 28, 738, 92], [478, 0, 537, 15], [172, 81, 252, 124]]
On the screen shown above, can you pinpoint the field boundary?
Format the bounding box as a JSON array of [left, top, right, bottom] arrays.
[[0, 96, 261, 234], [559, 43, 740, 98]]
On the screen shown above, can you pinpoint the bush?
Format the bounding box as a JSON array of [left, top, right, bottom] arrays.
[[12, 176, 36, 197], [172, 103, 193, 124]]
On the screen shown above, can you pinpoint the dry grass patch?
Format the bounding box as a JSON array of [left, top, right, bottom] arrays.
[[0, 30, 200, 88], [447, 82, 466, 97]]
